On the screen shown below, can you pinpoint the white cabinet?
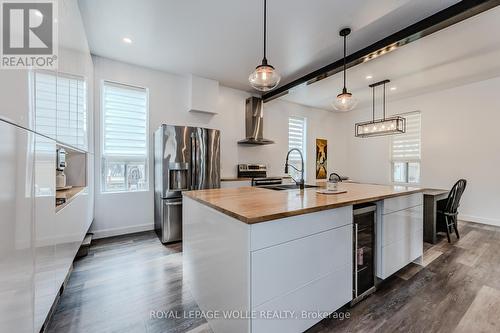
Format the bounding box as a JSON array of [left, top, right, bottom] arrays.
[[220, 180, 252, 188], [185, 192, 425, 332], [250, 206, 352, 251], [0, 70, 32, 129], [183, 197, 353, 333], [0, 121, 36, 333], [187, 75, 219, 114], [57, 0, 94, 151], [250, 225, 352, 333], [250, 218, 352, 333], [0, 119, 91, 333], [251, 226, 351, 308], [383, 193, 423, 214], [0, 1, 93, 331], [33, 136, 57, 332], [0, 1, 93, 145], [380, 205, 423, 247], [29, 0, 93, 152], [252, 268, 351, 333], [55, 191, 89, 290], [377, 194, 423, 279]]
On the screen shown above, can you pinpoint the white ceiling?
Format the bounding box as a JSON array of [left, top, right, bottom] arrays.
[[279, 6, 500, 110], [77, 0, 460, 92]]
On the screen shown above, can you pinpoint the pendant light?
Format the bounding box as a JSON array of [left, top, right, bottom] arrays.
[[355, 79, 405, 137], [333, 28, 357, 111], [249, 0, 280, 92]]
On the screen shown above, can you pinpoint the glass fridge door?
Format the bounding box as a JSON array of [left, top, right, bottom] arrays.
[[353, 204, 376, 299]]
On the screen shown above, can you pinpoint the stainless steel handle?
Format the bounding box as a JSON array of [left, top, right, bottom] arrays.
[[191, 134, 196, 190], [353, 205, 377, 215], [354, 223, 358, 298], [164, 201, 182, 206]]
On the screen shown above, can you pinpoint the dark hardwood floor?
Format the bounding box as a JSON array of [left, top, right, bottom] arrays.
[[47, 221, 500, 333], [45, 232, 210, 333]]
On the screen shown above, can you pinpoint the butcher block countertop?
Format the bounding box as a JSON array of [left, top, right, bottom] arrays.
[[183, 182, 423, 224]]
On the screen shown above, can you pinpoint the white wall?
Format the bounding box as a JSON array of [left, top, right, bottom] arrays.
[[91, 56, 343, 238], [336, 76, 500, 226], [237, 99, 346, 182]]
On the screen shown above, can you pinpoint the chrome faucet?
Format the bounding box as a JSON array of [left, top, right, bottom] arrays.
[[285, 148, 305, 190]]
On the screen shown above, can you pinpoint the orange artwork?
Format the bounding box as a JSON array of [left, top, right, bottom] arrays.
[[316, 139, 327, 179]]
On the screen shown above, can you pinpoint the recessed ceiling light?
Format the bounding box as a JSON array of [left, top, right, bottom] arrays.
[[122, 37, 132, 44], [366, 75, 373, 80], [390, 86, 397, 91]]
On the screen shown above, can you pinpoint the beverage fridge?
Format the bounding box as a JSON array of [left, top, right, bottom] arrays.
[[154, 125, 220, 243], [351, 203, 377, 305]]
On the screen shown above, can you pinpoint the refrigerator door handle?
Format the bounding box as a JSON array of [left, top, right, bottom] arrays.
[[354, 222, 358, 298], [191, 133, 196, 190], [164, 200, 182, 206]]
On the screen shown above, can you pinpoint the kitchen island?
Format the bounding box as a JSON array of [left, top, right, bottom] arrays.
[[183, 182, 424, 333]]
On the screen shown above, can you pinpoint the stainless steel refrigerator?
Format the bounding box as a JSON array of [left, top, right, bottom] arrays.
[[154, 125, 220, 243]]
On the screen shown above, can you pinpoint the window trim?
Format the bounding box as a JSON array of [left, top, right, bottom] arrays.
[[100, 79, 150, 194], [390, 111, 421, 185]]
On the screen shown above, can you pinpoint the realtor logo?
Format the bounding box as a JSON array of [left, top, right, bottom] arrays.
[[1, 0, 58, 69]]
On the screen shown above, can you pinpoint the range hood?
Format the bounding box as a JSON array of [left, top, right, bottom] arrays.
[[238, 97, 275, 145]]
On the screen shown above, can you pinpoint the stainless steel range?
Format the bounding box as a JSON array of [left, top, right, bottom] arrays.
[[237, 164, 282, 186]]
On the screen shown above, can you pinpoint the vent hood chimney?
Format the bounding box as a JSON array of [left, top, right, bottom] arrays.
[[238, 97, 274, 145]]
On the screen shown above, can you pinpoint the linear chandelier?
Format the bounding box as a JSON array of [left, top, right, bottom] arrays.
[[355, 79, 405, 138]]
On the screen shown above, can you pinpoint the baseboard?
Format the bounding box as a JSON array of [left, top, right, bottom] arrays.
[[91, 223, 154, 239], [460, 214, 500, 227]]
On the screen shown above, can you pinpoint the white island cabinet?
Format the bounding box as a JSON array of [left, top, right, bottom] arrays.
[[183, 197, 353, 333], [183, 184, 424, 333], [377, 193, 424, 279]]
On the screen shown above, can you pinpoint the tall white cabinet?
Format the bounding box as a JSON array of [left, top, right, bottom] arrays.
[[33, 136, 57, 330], [0, 1, 94, 332], [0, 124, 36, 333]]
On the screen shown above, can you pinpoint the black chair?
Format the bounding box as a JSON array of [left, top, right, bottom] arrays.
[[437, 179, 467, 243]]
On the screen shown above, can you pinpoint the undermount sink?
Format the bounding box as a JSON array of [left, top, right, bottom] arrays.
[[262, 184, 319, 191]]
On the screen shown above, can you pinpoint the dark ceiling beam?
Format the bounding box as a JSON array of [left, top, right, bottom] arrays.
[[262, 0, 500, 103]]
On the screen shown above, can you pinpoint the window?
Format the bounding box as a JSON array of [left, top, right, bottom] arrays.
[[101, 81, 149, 193], [34, 71, 87, 147], [288, 116, 307, 179], [391, 112, 421, 184]]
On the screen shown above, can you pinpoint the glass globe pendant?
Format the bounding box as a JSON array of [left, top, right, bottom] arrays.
[[334, 87, 357, 111], [333, 28, 357, 111], [249, 0, 280, 92], [249, 58, 280, 92]]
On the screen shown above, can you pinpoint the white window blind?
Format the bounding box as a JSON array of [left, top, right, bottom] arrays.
[[34, 71, 87, 147], [391, 112, 421, 162], [102, 81, 148, 192], [391, 112, 421, 184], [288, 116, 307, 176]]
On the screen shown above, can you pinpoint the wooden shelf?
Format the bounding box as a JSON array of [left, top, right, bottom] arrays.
[[56, 186, 86, 213]]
